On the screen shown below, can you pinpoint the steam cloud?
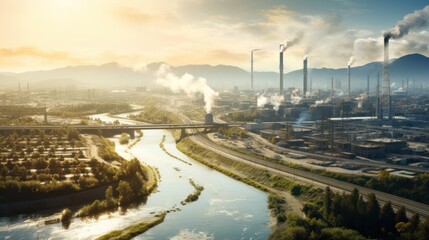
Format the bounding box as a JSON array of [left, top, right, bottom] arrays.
[[303, 55, 308, 61], [280, 32, 304, 52], [156, 64, 219, 113], [290, 89, 302, 104], [257, 94, 284, 111], [348, 56, 354, 66], [384, 6, 429, 40]]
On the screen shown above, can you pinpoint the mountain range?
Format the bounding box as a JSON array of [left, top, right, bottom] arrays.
[[1, 53, 428, 92]]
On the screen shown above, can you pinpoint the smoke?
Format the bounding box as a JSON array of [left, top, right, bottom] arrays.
[[347, 56, 354, 67], [270, 94, 284, 110], [315, 97, 331, 106], [280, 32, 304, 52], [290, 89, 302, 104], [156, 64, 219, 113], [355, 93, 367, 108], [384, 6, 429, 40], [296, 111, 310, 126], [391, 82, 396, 89], [303, 55, 308, 61], [257, 94, 284, 111], [257, 94, 268, 107]]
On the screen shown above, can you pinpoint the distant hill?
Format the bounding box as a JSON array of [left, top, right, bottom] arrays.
[[0, 53, 428, 91]]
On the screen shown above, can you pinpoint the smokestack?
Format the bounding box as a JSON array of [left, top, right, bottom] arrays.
[[279, 44, 284, 95], [27, 82, 29, 93], [251, 49, 260, 92], [382, 36, 392, 120], [376, 73, 381, 119], [348, 65, 351, 98], [303, 56, 308, 97], [331, 77, 334, 96], [407, 78, 409, 94], [367, 75, 370, 96]]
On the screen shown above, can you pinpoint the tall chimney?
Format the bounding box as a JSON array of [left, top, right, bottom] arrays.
[[376, 73, 381, 119], [331, 77, 334, 96], [279, 44, 284, 95], [348, 65, 351, 98], [251, 51, 254, 91], [367, 75, 370, 96], [382, 36, 392, 120], [303, 57, 308, 97], [407, 78, 409, 94]]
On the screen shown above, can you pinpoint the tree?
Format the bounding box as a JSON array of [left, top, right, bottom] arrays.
[[380, 201, 396, 235], [324, 186, 332, 220], [395, 205, 408, 224], [365, 193, 380, 237], [117, 180, 133, 206], [105, 186, 115, 209]]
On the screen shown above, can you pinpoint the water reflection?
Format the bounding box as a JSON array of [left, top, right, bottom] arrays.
[[0, 113, 269, 239]]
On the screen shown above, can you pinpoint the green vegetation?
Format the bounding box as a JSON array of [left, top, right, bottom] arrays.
[[0, 128, 118, 202], [181, 179, 204, 205], [270, 186, 429, 240], [95, 213, 166, 240], [119, 133, 130, 145], [129, 105, 181, 124], [61, 208, 72, 229], [222, 110, 257, 122], [268, 194, 287, 222], [48, 103, 132, 117], [217, 127, 248, 139], [177, 137, 321, 198], [78, 159, 150, 218], [96, 137, 124, 163], [317, 169, 429, 205]]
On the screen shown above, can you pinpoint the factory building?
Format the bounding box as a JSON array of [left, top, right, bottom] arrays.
[[351, 143, 385, 159]]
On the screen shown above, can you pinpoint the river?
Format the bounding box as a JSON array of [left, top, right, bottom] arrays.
[[0, 113, 269, 239]]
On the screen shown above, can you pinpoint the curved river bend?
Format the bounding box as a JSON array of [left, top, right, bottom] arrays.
[[0, 113, 269, 239]]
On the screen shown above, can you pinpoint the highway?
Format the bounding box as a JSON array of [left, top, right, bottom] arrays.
[[178, 111, 429, 218]]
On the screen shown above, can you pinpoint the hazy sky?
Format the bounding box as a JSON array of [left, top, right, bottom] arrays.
[[1, 0, 429, 72]]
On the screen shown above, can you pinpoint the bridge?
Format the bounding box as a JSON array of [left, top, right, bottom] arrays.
[[0, 123, 237, 138]]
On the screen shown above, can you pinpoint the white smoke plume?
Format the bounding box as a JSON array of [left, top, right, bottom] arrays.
[[391, 82, 396, 89], [257, 94, 268, 107], [280, 32, 304, 52], [384, 6, 429, 39], [290, 89, 302, 104], [156, 64, 219, 113], [348, 56, 354, 67], [257, 94, 284, 111], [315, 97, 331, 106], [303, 55, 308, 61], [270, 94, 285, 111], [355, 93, 367, 108]]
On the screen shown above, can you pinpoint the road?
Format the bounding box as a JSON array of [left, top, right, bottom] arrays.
[[177, 110, 429, 218]]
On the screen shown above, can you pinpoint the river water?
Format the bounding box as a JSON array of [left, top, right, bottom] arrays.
[[0, 113, 269, 239]]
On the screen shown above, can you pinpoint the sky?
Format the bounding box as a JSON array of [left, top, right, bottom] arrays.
[[1, 0, 429, 73]]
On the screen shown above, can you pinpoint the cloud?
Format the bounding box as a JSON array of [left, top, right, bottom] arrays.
[[114, 6, 166, 24], [0, 47, 75, 61]]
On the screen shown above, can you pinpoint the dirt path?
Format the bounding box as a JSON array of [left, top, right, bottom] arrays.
[[81, 134, 109, 165]]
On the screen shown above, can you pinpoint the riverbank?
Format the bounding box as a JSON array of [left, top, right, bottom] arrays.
[[176, 137, 317, 232]]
